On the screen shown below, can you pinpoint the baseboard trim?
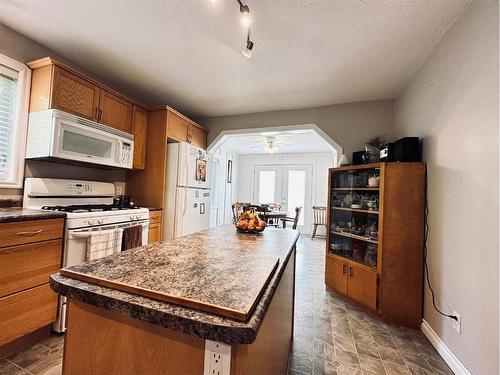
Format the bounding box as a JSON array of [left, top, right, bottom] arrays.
[[420, 319, 471, 375]]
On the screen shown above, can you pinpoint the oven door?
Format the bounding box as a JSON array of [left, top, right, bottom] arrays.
[[52, 118, 121, 167], [53, 219, 149, 333]]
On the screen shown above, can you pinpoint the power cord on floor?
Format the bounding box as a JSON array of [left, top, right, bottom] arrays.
[[423, 165, 458, 321]]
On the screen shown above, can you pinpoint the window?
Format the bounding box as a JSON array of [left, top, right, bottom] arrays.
[[257, 170, 275, 204], [0, 54, 31, 188]]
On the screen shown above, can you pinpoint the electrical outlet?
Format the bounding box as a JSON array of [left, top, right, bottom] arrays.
[[114, 182, 125, 196], [204, 340, 231, 375], [452, 311, 461, 333]]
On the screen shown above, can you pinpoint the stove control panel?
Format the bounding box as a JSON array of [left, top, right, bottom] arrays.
[[66, 182, 92, 194]]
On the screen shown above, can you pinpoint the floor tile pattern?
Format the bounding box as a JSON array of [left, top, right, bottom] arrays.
[[0, 237, 452, 375], [289, 237, 453, 375]]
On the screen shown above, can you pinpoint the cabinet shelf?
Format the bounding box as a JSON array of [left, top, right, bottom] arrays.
[[332, 187, 379, 191], [331, 231, 378, 244], [332, 207, 379, 215]]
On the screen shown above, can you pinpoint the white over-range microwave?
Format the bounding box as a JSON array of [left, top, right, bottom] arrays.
[[26, 109, 134, 169]]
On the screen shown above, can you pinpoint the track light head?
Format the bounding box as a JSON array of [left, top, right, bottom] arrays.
[[241, 39, 254, 58], [240, 4, 251, 27]]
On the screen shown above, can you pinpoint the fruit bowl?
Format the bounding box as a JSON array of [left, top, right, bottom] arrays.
[[235, 210, 267, 234]]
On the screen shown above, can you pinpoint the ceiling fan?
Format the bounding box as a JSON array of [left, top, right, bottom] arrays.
[[249, 135, 293, 153]]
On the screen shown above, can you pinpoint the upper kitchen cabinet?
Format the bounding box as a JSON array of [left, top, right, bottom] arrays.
[[99, 90, 133, 133], [27, 57, 134, 134], [164, 107, 208, 149], [131, 106, 148, 170]]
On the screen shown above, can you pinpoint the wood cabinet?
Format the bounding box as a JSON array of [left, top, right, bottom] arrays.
[[28, 57, 134, 134], [0, 218, 64, 348], [188, 124, 207, 149], [99, 90, 133, 132], [131, 106, 148, 170], [148, 210, 162, 244], [165, 107, 208, 149], [51, 65, 100, 120], [325, 163, 425, 328], [127, 106, 207, 213]]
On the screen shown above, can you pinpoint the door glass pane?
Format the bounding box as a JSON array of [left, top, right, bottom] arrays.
[[287, 170, 305, 225], [258, 171, 275, 204], [62, 130, 112, 158]]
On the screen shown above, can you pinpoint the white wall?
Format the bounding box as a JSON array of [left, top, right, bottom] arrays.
[[209, 146, 239, 227], [393, 1, 498, 374], [237, 152, 335, 234]]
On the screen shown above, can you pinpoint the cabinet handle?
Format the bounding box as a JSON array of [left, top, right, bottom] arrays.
[[98, 109, 103, 122], [342, 264, 346, 274], [95, 107, 99, 121], [349, 267, 353, 277], [16, 229, 43, 236]]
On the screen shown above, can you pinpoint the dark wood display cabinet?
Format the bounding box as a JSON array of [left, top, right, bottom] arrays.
[[325, 162, 425, 328]]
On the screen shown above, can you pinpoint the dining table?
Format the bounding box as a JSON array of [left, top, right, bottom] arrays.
[[258, 210, 288, 226]]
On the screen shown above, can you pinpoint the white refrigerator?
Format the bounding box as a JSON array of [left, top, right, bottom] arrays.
[[164, 142, 211, 240]]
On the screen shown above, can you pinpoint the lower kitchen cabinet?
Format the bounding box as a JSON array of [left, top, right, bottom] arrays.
[[326, 255, 377, 310], [0, 217, 64, 351], [148, 210, 162, 244]]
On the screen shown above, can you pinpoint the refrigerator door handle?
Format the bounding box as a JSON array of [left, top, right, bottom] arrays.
[[182, 189, 188, 218], [200, 202, 205, 215]]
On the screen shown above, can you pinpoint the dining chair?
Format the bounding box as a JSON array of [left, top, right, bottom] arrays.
[[311, 206, 327, 239], [231, 202, 250, 223], [281, 207, 302, 230]]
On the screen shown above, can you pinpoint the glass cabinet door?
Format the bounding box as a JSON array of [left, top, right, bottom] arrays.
[[328, 167, 380, 269]]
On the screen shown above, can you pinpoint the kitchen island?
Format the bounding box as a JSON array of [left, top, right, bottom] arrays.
[[50, 225, 299, 375]]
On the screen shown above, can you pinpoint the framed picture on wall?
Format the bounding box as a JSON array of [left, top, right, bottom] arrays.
[[227, 160, 232, 183]]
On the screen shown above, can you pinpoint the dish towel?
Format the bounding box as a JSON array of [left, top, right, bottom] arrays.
[[86, 228, 123, 261], [122, 225, 143, 251]]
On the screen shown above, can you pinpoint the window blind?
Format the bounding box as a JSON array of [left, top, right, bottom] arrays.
[[0, 71, 19, 183]]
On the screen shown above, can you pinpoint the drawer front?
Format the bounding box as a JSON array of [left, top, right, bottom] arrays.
[[149, 210, 162, 224], [0, 219, 64, 248], [0, 239, 62, 298], [0, 284, 57, 346]]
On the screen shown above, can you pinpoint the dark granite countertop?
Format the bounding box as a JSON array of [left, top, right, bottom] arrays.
[[50, 226, 299, 344], [0, 208, 66, 223], [146, 207, 162, 211]]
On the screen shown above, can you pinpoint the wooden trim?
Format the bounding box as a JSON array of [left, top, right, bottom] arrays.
[[60, 259, 279, 322], [330, 162, 381, 172]]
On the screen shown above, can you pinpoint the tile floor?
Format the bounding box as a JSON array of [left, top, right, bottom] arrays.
[[0, 236, 452, 375]]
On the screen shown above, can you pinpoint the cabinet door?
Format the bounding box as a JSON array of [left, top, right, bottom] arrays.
[[52, 66, 100, 120], [148, 224, 161, 244], [99, 90, 133, 133], [167, 111, 188, 142], [131, 106, 147, 169], [189, 124, 207, 149], [347, 263, 377, 310], [325, 256, 348, 295]]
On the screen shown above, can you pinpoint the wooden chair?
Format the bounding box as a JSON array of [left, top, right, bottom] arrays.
[[266, 203, 282, 227], [231, 202, 250, 223], [281, 207, 302, 230], [311, 206, 327, 239]]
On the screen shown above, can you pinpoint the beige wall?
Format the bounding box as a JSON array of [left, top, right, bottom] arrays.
[[200, 99, 394, 158], [0, 24, 126, 199], [393, 1, 499, 374]]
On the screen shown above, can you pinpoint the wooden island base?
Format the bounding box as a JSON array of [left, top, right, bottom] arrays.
[[62, 251, 295, 375]]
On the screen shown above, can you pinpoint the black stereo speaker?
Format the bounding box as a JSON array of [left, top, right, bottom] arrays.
[[380, 137, 421, 162]]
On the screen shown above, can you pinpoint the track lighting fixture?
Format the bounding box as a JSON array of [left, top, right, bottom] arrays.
[[241, 30, 254, 58], [237, 0, 251, 28]]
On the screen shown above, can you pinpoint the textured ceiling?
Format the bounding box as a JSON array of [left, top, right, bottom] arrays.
[[221, 130, 332, 155], [0, 0, 469, 118]]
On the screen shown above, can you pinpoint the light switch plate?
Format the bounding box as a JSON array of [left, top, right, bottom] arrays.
[[114, 182, 126, 196]]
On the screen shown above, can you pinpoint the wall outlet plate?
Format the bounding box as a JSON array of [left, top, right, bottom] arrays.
[[204, 340, 231, 375], [114, 182, 126, 196], [452, 311, 461, 333]]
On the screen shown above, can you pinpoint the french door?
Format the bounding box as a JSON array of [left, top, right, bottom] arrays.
[[253, 164, 313, 233]]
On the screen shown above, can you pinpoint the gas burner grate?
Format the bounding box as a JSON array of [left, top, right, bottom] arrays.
[[41, 204, 140, 213]]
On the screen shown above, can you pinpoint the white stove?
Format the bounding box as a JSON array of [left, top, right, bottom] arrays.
[[23, 178, 150, 332]]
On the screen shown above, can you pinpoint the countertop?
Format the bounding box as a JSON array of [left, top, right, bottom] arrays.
[[0, 207, 66, 223], [50, 226, 299, 344]]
